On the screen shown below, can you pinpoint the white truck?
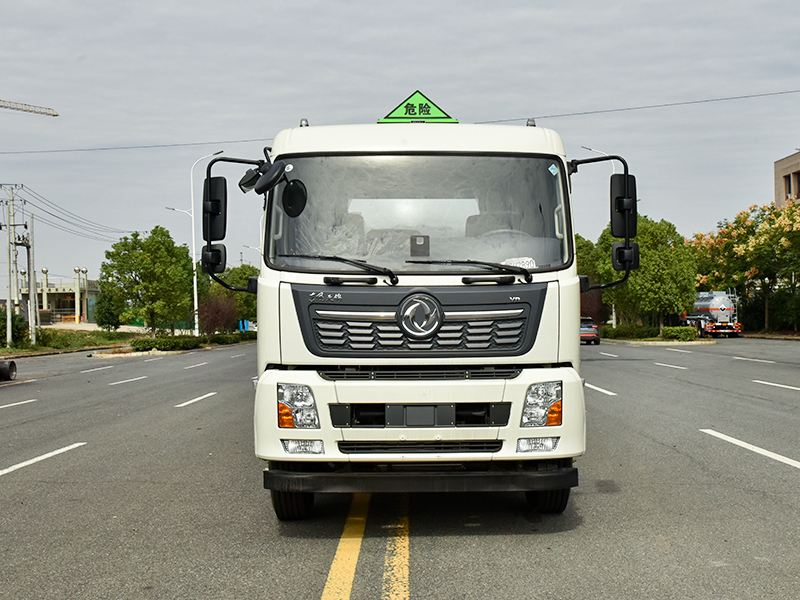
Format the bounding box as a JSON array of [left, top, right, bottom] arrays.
[[201, 94, 638, 520]]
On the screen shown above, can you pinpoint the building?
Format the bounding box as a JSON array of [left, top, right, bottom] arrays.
[[774, 151, 800, 207], [18, 272, 99, 324]]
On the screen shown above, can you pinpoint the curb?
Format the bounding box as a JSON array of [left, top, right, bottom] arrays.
[[599, 338, 717, 346]]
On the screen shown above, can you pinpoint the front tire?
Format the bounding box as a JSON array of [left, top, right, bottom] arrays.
[[526, 488, 570, 513], [269, 461, 315, 520], [271, 490, 314, 521]]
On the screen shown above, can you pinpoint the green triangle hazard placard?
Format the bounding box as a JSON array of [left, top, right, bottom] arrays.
[[378, 91, 458, 123]]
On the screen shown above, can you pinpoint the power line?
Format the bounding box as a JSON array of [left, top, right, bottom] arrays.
[[0, 137, 272, 156], [1, 87, 799, 155], [16, 186, 135, 235], [477, 88, 800, 124], [5, 185, 141, 244]]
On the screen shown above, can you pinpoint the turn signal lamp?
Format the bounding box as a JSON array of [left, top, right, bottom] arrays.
[[546, 400, 563, 426], [278, 403, 295, 428]]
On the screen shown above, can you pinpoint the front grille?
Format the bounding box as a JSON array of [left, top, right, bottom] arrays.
[[338, 440, 503, 454], [313, 308, 526, 353], [318, 366, 522, 381], [292, 283, 548, 358]]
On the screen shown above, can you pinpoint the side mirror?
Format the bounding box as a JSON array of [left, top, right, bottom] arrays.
[[612, 241, 640, 272], [203, 176, 227, 242], [202, 244, 227, 274], [610, 173, 637, 238], [254, 160, 287, 195], [238, 168, 260, 193], [247, 276, 258, 294], [579, 274, 590, 293]]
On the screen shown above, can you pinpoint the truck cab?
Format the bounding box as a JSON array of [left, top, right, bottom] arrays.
[[201, 100, 637, 520]]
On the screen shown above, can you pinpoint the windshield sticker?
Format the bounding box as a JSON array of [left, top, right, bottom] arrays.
[[503, 257, 536, 269], [548, 164, 559, 177]]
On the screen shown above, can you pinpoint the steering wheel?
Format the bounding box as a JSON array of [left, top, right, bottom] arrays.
[[479, 229, 534, 239]]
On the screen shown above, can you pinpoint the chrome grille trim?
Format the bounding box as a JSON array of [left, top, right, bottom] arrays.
[[318, 366, 523, 381], [312, 308, 529, 353]]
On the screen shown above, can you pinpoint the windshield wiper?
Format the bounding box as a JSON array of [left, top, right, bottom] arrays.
[[280, 254, 399, 285], [406, 259, 533, 283]]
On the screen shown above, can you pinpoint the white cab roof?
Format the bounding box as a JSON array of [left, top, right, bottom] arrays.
[[271, 123, 567, 158]]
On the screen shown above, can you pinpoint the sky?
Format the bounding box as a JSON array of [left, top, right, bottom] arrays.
[[2, 0, 800, 292]]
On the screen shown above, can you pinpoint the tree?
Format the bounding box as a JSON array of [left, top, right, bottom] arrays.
[[575, 234, 608, 324], [198, 289, 238, 338], [596, 215, 697, 334], [99, 226, 193, 336], [94, 283, 126, 331]]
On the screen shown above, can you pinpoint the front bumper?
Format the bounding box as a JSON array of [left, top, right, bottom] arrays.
[[264, 465, 578, 493], [255, 366, 586, 465]]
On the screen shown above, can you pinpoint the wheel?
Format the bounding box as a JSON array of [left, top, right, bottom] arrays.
[[271, 490, 314, 521], [0, 360, 16, 381], [594, 339, 600, 345], [526, 488, 571, 513]]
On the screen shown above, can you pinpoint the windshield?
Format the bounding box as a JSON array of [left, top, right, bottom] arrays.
[[267, 153, 570, 274]]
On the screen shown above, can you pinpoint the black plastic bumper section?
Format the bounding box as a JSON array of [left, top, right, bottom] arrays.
[[263, 467, 578, 494]]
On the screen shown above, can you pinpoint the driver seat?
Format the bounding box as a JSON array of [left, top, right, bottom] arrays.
[[465, 212, 519, 237]]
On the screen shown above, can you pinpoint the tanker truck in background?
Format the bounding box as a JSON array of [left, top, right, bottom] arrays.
[[681, 290, 741, 338], [199, 92, 639, 520]]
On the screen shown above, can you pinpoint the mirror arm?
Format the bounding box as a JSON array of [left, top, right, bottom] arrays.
[[568, 155, 629, 179], [208, 271, 255, 294], [587, 268, 630, 291], [205, 156, 264, 179]]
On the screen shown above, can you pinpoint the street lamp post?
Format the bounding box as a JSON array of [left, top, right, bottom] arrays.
[[74, 267, 81, 323], [186, 150, 222, 337]]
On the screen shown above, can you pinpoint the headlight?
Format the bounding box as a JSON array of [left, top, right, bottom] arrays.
[[521, 381, 562, 427], [277, 383, 320, 429]]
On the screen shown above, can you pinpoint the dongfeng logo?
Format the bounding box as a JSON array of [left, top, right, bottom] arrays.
[[397, 294, 443, 339]]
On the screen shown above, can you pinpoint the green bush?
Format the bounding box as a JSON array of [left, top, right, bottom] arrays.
[[0, 309, 29, 347], [239, 330, 257, 341], [130, 336, 202, 352], [208, 333, 239, 345], [33, 329, 136, 350], [599, 324, 659, 339], [661, 326, 697, 341]]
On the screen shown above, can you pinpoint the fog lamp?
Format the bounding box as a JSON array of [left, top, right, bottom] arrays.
[[517, 437, 560, 453], [281, 440, 324, 454], [277, 383, 320, 429], [521, 381, 562, 427]]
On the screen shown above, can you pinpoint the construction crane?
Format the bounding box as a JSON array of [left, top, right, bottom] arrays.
[[0, 99, 58, 117]]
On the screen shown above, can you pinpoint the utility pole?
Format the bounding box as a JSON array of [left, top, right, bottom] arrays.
[[1, 185, 23, 347], [29, 214, 39, 339], [4, 199, 11, 347], [12, 210, 34, 342]]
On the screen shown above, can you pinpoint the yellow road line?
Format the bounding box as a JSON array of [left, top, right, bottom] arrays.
[[321, 493, 371, 600], [381, 500, 410, 600]]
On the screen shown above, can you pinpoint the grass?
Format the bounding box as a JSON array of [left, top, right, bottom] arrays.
[[9, 329, 140, 353]]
